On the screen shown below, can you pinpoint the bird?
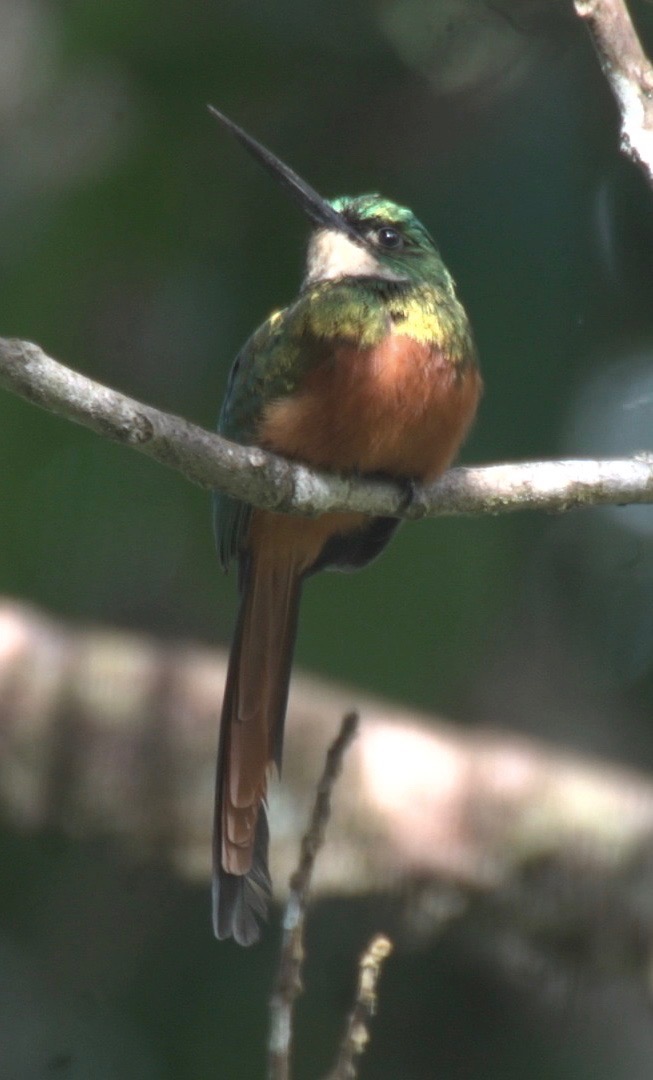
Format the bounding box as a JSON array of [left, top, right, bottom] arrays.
[[209, 105, 482, 945]]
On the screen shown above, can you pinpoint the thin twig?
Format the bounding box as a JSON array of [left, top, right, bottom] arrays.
[[324, 934, 394, 1080], [268, 712, 360, 1080], [574, 0, 653, 188], [0, 335, 652, 519]]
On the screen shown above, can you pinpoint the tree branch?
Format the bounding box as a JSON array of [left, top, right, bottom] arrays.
[[1, 336, 652, 518], [575, 0, 653, 188], [324, 934, 393, 1080], [4, 600, 653, 988]]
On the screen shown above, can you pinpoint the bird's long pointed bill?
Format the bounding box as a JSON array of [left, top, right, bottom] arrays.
[[208, 104, 363, 245]]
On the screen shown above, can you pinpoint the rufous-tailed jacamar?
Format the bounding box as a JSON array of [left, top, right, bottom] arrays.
[[209, 106, 482, 945]]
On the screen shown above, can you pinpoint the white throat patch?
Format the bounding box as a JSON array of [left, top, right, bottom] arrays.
[[305, 228, 408, 284]]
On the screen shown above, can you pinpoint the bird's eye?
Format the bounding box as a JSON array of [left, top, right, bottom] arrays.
[[375, 226, 403, 250]]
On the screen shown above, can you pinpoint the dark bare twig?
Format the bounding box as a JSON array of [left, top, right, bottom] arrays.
[[574, 0, 653, 188], [324, 934, 394, 1080], [1, 336, 653, 518], [268, 713, 360, 1080]]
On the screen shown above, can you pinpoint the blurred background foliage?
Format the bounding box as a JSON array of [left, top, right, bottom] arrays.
[[2, 0, 653, 1076]]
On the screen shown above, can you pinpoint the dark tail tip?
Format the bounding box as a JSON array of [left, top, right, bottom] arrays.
[[212, 810, 271, 946]]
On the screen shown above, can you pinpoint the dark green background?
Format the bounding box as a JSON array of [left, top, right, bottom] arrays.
[[2, 1, 653, 1076]]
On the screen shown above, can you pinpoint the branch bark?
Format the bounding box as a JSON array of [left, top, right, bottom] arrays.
[[575, 0, 653, 188], [1, 336, 652, 518]]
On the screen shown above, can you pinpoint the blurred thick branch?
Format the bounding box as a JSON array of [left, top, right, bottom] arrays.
[[1, 336, 653, 518], [575, 0, 653, 188], [4, 599, 653, 984]]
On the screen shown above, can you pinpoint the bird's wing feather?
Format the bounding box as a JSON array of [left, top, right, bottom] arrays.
[[213, 301, 313, 569]]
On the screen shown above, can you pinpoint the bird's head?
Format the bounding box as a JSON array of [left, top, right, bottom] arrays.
[[305, 194, 447, 287]]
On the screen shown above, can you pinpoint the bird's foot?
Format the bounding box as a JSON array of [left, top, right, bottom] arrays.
[[397, 477, 418, 516]]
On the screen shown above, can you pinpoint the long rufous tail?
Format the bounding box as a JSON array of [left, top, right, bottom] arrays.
[[212, 553, 302, 945]]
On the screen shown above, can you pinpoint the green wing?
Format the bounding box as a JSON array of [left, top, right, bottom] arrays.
[[213, 302, 309, 571], [213, 278, 388, 570]]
